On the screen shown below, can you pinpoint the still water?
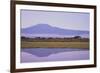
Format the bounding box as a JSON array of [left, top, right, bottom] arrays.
[[21, 48, 89, 63]]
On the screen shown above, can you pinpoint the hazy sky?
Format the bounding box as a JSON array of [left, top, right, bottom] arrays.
[[21, 9, 90, 31]]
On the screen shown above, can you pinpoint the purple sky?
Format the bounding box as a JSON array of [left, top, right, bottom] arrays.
[[21, 9, 90, 31]]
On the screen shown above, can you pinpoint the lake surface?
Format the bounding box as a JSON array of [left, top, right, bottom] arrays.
[[21, 48, 89, 63]]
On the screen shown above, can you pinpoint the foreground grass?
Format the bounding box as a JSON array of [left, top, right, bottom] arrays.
[[21, 41, 89, 49]]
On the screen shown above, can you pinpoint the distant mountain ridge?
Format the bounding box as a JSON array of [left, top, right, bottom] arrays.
[[21, 24, 89, 38]]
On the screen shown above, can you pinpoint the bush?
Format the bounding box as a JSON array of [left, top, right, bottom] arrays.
[[73, 36, 81, 39]]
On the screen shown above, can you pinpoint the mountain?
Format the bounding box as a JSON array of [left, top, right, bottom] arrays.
[[21, 24, 89, 38]]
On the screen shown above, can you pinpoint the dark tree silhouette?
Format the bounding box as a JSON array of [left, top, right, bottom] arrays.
[[73, 36, 81, 39]]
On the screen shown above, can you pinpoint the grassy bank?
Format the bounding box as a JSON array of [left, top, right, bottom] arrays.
[[21, 41, 89, 49]]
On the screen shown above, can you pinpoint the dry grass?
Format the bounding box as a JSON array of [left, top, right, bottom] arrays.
[[21, 41, 89, 49]]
